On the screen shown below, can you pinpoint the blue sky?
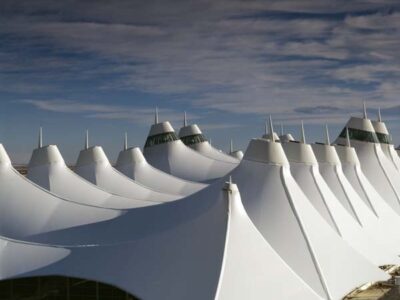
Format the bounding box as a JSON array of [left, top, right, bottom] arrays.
[[1, 0, 400, 164]]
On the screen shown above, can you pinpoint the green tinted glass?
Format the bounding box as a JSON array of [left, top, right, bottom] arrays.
[[375, 132, 390, 144], [338, 127, 378, 143], [144, 132, 179, 148], [180, 134, 207, 146]]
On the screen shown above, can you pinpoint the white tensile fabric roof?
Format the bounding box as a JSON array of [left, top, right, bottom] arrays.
[[282, 138, 398, 266], [178, 124, 240, 164], [143, 121, 237, 182], [334, 143, 400, 245], [116, 146, 207, 196], [1, 111, 399, 300], [311, 141, 400, 258], [0, 144, 122, 240], [27, 144, 158, 209], [335, 116, 400, 215], [229, 137, 388, 300], [0, 142, 325, 299], [371, 119, 400, 171], [75, 145, 178, 203]]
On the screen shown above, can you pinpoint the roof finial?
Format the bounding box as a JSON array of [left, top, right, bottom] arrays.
[[264, 120, 268, 136], [85, 130, 89, 150], [378, 107, 382, 122], [300, 121, 306, 144], [280, 123, 284, 136], [345, 127, 351, 147], [124, 132, 128, 151], [363, 101, 367, 119], [38, 127, 43, 149], [325, 124, 331, 145], [155, 107, 159, 124], [230, 139, 233, 153], [184, 111, 187, 127], [269, 115, 275, 142]]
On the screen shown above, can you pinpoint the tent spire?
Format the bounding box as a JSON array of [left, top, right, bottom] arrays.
[[38, 127, 43, 149], [325, 124, 331, 145], [280, 123, 284, 136], [269, 115, 275, 142], [300, 121, 306, 144], [85, 130, 89, 150], [155, 107, 159, 124], [264, 120, 268, 136], [363, 101, 367, 119], [184, 111, 187, 127], [346, 127, 351, 147], [124, 132, 128, 151], [230, 139, 233, 153], [378, 107, 382, 122], [209, 138, 212, 146]]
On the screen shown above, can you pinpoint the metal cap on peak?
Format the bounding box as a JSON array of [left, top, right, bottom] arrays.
[[29, 144, 65, 167], [148, 121, 175, 137], [116, 146, 147, 166], [311, 134, 340, 165], [76, 145, 110, 166], [244, 138, 289, 165], [279, 133, 295, 142], [178, 124, 202, 138]]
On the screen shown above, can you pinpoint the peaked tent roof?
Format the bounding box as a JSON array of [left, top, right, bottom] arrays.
[[178, 123, 240, 163], [27, 145, 157, 209], [282, 137, 398, 265], [0, 173, 323, 300], [229, 138, 387, 300], [116, 146, 206, 196], [75, 145, 178, 202], [143, 121, 237, 182], [0, 144, 121, 240], [312, 141, 400, 257], [335, 143, 400, 243], [335, 115, 400, 215], [371, 118, 400, 171]]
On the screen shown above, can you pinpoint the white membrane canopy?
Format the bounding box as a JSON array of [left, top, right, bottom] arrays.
[[335, 116, 400, 215], [144, 122, 237, 182], [230, 138, 387, 300], [116, 146, 206, 196], [28, 145, 157, 209], [75, 145, 178, 203]]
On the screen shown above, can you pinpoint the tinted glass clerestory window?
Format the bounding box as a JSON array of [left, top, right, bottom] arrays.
[[375, 132, 390, 144], [144, 132, 179, 148], [180, 134, 207, 146], [338, 127, 379, 143]]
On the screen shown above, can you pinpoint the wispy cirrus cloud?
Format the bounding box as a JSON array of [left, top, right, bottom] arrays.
[[1, 0, 400, 142], [19, 99, 198, 125]]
